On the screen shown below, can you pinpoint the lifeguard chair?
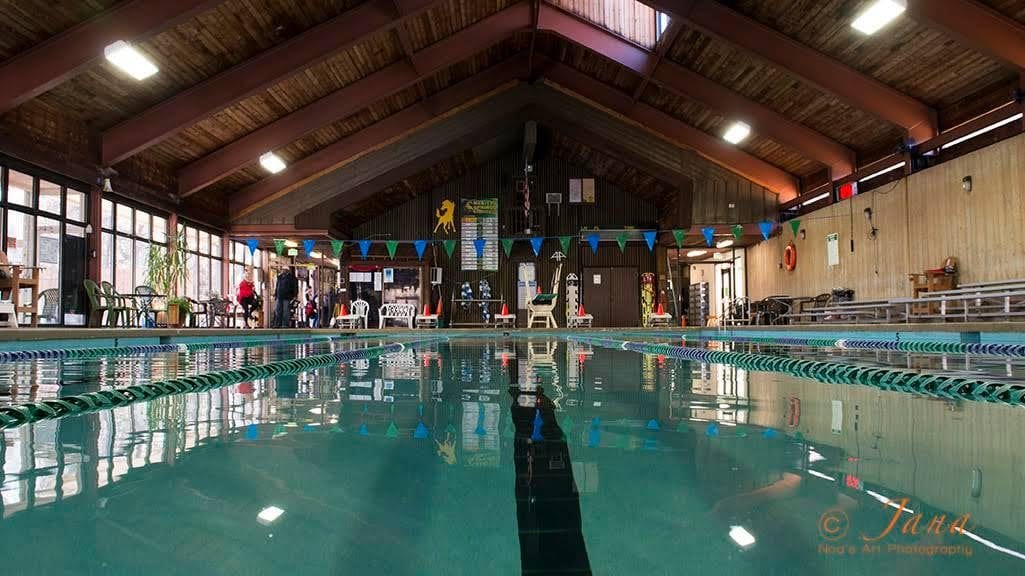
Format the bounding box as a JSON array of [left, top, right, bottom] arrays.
[[526, 255, 564, 328]]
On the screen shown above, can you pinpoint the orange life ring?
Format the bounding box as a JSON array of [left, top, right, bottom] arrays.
[[783, 242, 797, 271]]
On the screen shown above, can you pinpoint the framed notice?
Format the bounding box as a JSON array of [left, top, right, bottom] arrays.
[[568, 179, 582, 203], [581, 178, 596, 203], [826, 233, 839, 267], [460, 198, 499, 271]]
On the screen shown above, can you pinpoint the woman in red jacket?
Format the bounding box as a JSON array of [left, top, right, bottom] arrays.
[[237, 267, 257, 328]]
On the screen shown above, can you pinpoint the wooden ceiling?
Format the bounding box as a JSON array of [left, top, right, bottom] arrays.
[[0, 0, 1022, 231]]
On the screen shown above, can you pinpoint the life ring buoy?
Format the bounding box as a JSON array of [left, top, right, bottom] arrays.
[[783, 242, 797, 271]]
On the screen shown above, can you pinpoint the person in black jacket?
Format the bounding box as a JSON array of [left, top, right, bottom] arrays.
[[273, 267, 298, 328]]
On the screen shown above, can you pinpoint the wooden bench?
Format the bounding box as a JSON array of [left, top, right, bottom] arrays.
[[894, 288, 1025, 322], [378, 303, 416, 328]]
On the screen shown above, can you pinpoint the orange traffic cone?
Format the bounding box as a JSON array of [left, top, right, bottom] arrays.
[[340, 304, 348, 316], [577, 304, 586, 316], [423, 303, 431, 316], [536, 284, 542, 294], [501, 302, 510, 315], [435, 297, 443, 317], [656, 302, 665, 315]]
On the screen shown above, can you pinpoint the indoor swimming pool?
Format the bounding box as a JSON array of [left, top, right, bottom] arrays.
[[1, 334, 1023, 575]]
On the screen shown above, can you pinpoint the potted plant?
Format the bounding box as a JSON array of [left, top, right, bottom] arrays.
[[146, 228, 190, 327]]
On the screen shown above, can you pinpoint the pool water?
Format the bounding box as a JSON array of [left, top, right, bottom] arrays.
[[1, 336, 1023, 575]]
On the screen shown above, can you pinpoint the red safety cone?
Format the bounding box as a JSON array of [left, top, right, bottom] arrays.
[[578, 304, 586, 316], [501, 302, 510, 316], [435, 297, 443, 317], [340, 304, 348, 316], [656, 302, 665, 315], [536, 284, 542, 294], [423, 303, 431, 316]]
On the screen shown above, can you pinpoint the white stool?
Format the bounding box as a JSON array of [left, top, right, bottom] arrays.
[[646, 313, 673, 328], [567, 314, 593, 328], [494, 314, 516, 328], [0, 301, 18, 329], [415, 314, 439, 328]]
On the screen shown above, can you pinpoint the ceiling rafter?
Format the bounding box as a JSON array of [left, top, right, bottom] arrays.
[[0, 0, 221, 115], [907, 0, 1025, 71], [177, 1, 532, 197], [643, 0, 938, 143], [101, 0, 445, 166]]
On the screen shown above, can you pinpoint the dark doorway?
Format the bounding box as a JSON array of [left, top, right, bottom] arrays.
[[60, 225, 88, 326], [582, 267, 639, 327]]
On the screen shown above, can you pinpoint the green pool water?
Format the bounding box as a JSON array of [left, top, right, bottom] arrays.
[[0, 336, 1022, 575]]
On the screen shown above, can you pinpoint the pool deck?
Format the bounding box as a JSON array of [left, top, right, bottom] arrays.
[[0, 322, 1023, 344]]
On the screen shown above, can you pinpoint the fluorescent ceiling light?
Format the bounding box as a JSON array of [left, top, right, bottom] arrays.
[[851, 0, 906, 35], [309, 251, 323, 259], [807, 469, 836, 481], [104, 41, 158, 80], [259, 152, 287, 174], [858, 161, 905, 183], [729, 525, 756, 548], [257, 506, 285, 525], [283, 240, 298, 248], [941, 113, 1023, 150], [686, 250, 707, 258], [716, 239, 734, 249], [801, 192, 830, 206], [722, 121, 751, 144]]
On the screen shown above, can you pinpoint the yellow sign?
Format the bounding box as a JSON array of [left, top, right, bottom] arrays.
[[433, 199, 455, 235]]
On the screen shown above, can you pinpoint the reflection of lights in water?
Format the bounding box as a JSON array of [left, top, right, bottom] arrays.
[[865, 489, 914, 513], [308, 407, 322, 415], [808, 449, 826, 463], [257, 506, 285, 525], [728, 525, 756, 548], [807, 470, 836, 481]]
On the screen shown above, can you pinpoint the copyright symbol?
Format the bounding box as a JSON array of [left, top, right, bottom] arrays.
[[818, 508, 849, 541]]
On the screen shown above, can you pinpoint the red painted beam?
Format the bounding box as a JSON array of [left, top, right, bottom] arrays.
[[228, 224, 329, 238], [539, 59, 799, 200], [633, 20, 681, 101], [908, 0, 1025, 70], [176, 1, 530, 197], [102, 0, 444, 166], [229, 55, 528, 219], [538, 6, 854, 179], [0, 0, 220, 115], [645, 0, 938, 143]]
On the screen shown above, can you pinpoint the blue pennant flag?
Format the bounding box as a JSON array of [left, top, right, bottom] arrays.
[[758, 220, 774, 240], [473, 238, 486, 258], [413, 422, 429, 439], [642, 230, 657, 252], [646, 419, 661, 431], [246, 238, 259, 255], [303, 239, 315, 256], [414, 239, 428, 261], [587, 233, 600, 254], [531, 409, 544, 441], [701, 227, 716, 247], [530, 237, 543, 256], [358, 239, 371, 260]]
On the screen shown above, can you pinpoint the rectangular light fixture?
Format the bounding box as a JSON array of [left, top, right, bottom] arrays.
[[104, 41, 159, 80], [686, 250, 707, 258], [283, 240, 298, 248], [259, 152, 287, 174], [857, 161, 905, 183], [801, 192, 830, 206], [715, 239, 734, 249], [941, 113, 1023, 150], [729, 525, 756, 548], [722, 121, 751, 144], [851, 0, 906, 35], [257, 506, 285, 525], [309, 251, 323, 259]]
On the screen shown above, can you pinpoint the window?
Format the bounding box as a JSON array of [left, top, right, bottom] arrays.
[[178, 223, 227, 300], [230, 241, 265, 301], [38, 180, 61, 214], [6, 170, 34, 207], [100, 200, 167, 294], [549, 0, 659, 49]]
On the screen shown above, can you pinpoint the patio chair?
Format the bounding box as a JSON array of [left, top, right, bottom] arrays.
[[134, 285, 165, 327], [187, 298, 208, 327], [99, 281, 130, 327], [84, 280, 111, 327], [208, 297, 236, 328], [37, 288, 60, 324]]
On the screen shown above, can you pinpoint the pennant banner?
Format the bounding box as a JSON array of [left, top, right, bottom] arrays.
[[501, 238, 514, 257], [330, 239, 344, 258], [701, 227, 715, 247], [530, 237, 543, 256], [473, 238, 487, 258], [559, 235, 572, 254], [672, 229, 686, 249], [246, 238, 259, 255], [443, 239, 457, 259], [616, 232, 628, 253], [642, 230, 657, 252], [385, 240, 399, 259], [587, 233, 600, 254], [731, 225, 744, 241], [758, 221, 774, 240], [358, 239, 372, 260], [303, 239, 316, 256], [790, 219, 801, 237], [273, 239, 286, 256], [413, 240, 427, 261]]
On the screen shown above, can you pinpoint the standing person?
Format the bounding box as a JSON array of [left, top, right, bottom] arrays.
[[274, 266, 298, 328], [237, 267, 257, 328], [305, 290, 319, 328]]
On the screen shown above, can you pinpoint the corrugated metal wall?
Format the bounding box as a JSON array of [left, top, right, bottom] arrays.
[[350, 149, 660, 324]]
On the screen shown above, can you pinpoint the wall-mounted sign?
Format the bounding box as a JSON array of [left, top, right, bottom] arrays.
[[433, 199, 456, 235], [826, 233, 839, 267], [569, 179, 582, 203], [461, 198, 498, 271], [582, 178, 596, 203]]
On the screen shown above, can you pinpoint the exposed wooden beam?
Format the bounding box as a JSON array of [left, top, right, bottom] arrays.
[[908, 0, 1025, 71], [227, 224, 330, 238], [632, 20, 681, 102], [644, 0, 938, 143], [229, 55, 529, 219], [0, 0, 220, 115], [177, 2, 531, 197], [101, 0, 444, 166], [538, 58, 799, 200], [536, 7, 853, 180]]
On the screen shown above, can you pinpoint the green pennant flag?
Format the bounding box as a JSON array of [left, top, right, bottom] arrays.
[[672, 229, 686, 249], [501, 238, 515, 257], [443, 239, 457, 259], [273, 239, 286, 256], [616, 232, 628, 253], [385, 240, 399, 259], [790, 219, 801, 237], [732, 224, 744, 240], [559, 235, 572, 253], [330, 239, 344, 258]]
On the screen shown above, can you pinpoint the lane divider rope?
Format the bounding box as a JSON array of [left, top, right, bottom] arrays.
[[0, 337, 444, 430], [569, 335, 1025, 408]]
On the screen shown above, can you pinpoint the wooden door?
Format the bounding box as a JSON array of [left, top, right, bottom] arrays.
[[583, 267, 639, 327]]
